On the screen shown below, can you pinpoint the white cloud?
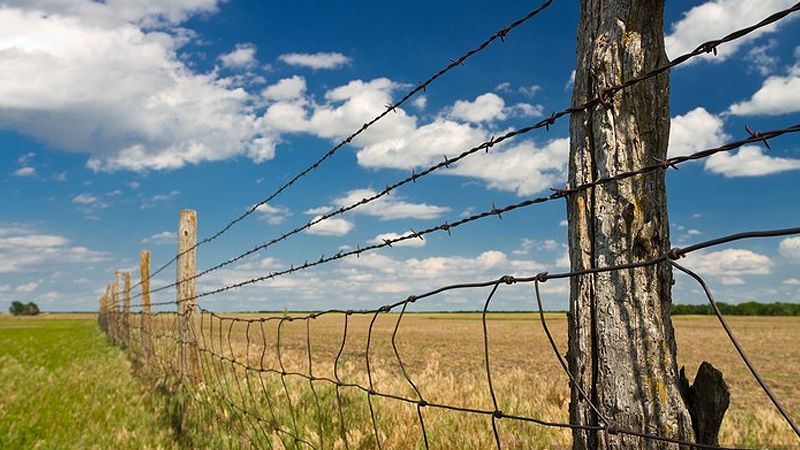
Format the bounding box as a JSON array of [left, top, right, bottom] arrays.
[[0, 3, 272, 172], [668, 107, 730, 157], [255, 204, 291, 225], [15, 282, 39, 293], [278, 52, 351, 70], [13, 166, 36, 177], [0, 226, 109, 273], [681, 248, 773, 276], [779, 237, 800, 263], [141, 231, 177, 245], [720, 276, 746, 285], [304, 206, 333, 215], [73, 193, 99, 205], [704, 146, 800, 177], [449, 93, 506, 123], [450, 138, 569, 196], [218, 43, 257, 69], [411, 96, 427, 110], [261, 76, 306, 101], [356, 117, 485, 170], [728, 75, 800, 115], [746, 39, 779, 76], [305, 216, 353, 236], [783, 278, 800, 285], [665, 0, 799, 62], [332, 188, 450, 220], [368, 232, 426, 248], [518, 85, 541, 98]]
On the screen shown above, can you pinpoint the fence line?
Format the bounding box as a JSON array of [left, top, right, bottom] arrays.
[[136, 0, 560, 290], [96, 2, 800, 449], [128, 0, 800, 305]]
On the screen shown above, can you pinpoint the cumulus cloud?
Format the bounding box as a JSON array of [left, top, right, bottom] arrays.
[[668, 107, 730, 157], [255, 204, 292, 225], [449, 93, 506, 123], [728, 75, 800, 115], [704, 146, 800, 177], [219, 43, 257, 69], [0, 226, 109, 273], [450, 138, 570, 196], [681, 248, 772, 276], [0, 2, 272, 172], [779, 237, 800, 263], [331, 189, 450, 221], [665, 0, 799, 62], [278, 52, 351, 70], [305, 216, 354, 236], [261, 76, 307, 101]]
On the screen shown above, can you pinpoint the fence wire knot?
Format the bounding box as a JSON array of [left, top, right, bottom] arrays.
[[535, 272, 549, 282], [492, 410, 504, 419], [745, 125, 772, 149], [606, 423, 621, 435]]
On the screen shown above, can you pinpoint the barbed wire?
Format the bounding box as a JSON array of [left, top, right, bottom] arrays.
[[129, 121, 798, 309], [100, 227, 800, 449], [134, 0, 560, 291], [126, 1, 800, 303], [95, 2, 800, 448]]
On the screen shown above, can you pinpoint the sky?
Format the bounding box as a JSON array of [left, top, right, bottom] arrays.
[[1, 0, 800, 313]]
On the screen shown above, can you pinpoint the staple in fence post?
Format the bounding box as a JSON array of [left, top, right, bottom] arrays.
[[177, 209, 201, 383], [141, 250, 153, 363], [124, 272, 131, 348]]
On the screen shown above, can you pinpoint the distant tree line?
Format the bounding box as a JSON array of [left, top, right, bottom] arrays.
[[9, 301, 40, 316], [672, 301, 800, 316]]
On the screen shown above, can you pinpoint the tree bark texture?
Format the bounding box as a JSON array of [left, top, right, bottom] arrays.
[[567, 1, 694, 448]]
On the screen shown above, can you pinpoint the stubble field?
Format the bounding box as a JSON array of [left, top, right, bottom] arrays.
[[2, 312, 798, 449]]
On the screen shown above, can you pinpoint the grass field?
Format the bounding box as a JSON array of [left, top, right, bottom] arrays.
[[2, 312, 799, 449], [0, 313, 235, 450]]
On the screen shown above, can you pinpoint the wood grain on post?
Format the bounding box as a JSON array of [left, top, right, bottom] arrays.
[[566, 1, 694, 448], [177, 209, 201, 383], [123, 272, 131, 347], [141, 250, 152, 361]]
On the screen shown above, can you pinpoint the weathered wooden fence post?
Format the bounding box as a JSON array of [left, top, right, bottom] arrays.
[[565, 0, 707, 448], [123, 272, 131, 347], [177, 209, 201, 383], [113, 273, 121, 346], [141, 250, 153, 362]]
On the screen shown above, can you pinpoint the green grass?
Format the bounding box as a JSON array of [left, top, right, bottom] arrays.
[[0, 314, 233, 450]]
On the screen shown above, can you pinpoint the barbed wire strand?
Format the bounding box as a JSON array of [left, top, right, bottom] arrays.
[[128, 0, 800, 302], [133, 0, 559, 291], [133, 123, 799, 309]]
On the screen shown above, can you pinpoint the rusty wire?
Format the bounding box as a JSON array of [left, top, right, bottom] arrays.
[[101, 227, 800, 449], [132, 0, 559, 292], [132, 121, 799, 310], [127, 0, 800, 304]]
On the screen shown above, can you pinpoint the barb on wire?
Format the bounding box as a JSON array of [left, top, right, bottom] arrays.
[[132, 123, 798, 309], [129, 0, 559, 293], [128, 0, 800, 302]]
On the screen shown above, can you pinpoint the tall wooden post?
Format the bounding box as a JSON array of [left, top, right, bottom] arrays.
[[141, 250, 153, 362], [177, 209, 200, 383], [566, 1, 693, 448], [123, 272, 131, 347]]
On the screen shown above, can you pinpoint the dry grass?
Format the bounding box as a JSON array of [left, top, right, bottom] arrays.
[[129, 312, 800, 449]]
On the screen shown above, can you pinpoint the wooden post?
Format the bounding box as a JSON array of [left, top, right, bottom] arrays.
[[141, 250, 153, 362], [113, 273, 121, 346], [177, 209, 200, 383], [566, 1, 694, 448], [123, 272, 131, 347]]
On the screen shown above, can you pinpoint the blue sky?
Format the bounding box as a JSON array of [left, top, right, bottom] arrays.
[[1, 0, 800, 313]]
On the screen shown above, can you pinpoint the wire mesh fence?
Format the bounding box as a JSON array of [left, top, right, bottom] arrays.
[[96, 2, 800, 449]]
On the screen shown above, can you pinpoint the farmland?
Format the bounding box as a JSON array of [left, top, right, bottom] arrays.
[[2, 313, 799, 449]]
